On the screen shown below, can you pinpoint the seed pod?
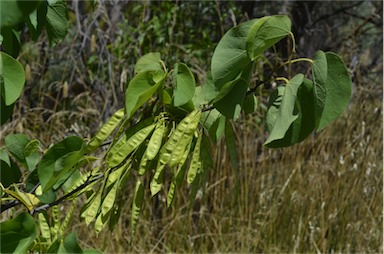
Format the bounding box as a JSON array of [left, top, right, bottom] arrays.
[[150, 110, 201, 196], [107, 124, 155, 168], [131, 179, 144, 237], [86, 109, 125, 152], [187, 131, 202, 184], [167, 110, 201, 168], [146, 121, 166, 160]]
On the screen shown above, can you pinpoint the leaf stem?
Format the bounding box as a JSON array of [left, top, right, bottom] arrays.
[[282, 58, 314, 66], [275, 77, 290, 84]]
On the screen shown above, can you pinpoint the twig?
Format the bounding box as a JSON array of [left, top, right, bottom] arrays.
[[31, 173, 104, 215]]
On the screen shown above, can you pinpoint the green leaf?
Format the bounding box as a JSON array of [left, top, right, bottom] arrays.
[[0, 51, 25, 105], [35, 185, 56, 204], [48, 232, 84, 253], [206, 113, 225, 143], [1, 28, 21, 58], [213, 78, 248, 120], [26, 4, 47, 41], [131, 179, 144, 237], [4, 134, 38, 170], [211, 19, 257, 91], [242, 94, 258, 114], [265, 86, 284, 134], [264, 74, 304, 145], [173, 63, 196, 107], [38, 136, 85, 192], [0, 150, 21, 187], [192, 72, 219, 109], [134, 52, 162, 74], [24, 139, 40, 171], [125, 70, 164, 119], [312, 51, 352, 131], [0, 0, 41, 29], [246, 15, 291, 60], [265, 78, 316, 148], [0, 213, 37, 254], [5, 134, 28, 163], [44, 0, 68, 47]]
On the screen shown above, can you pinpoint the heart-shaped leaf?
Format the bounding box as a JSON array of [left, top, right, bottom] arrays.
[[246, 15, 291, 60], [312, 50, 352, 131]]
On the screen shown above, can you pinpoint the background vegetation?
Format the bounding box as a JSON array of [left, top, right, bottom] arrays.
[[1, 0, 382, 252]]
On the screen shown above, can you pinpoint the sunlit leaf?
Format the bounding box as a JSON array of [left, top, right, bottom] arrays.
[[134, 52, 162, 74], [246, 15, 291, 60], [173, 63, 196, 107], [0, 51, 25, 106], [125, 70, 164, 119]]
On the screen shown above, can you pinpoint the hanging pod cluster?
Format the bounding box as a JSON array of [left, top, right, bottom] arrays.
[[79, 109, 211, 236]]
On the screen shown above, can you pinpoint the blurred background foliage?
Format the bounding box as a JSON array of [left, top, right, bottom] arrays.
[[1, 0, 382, 252]]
